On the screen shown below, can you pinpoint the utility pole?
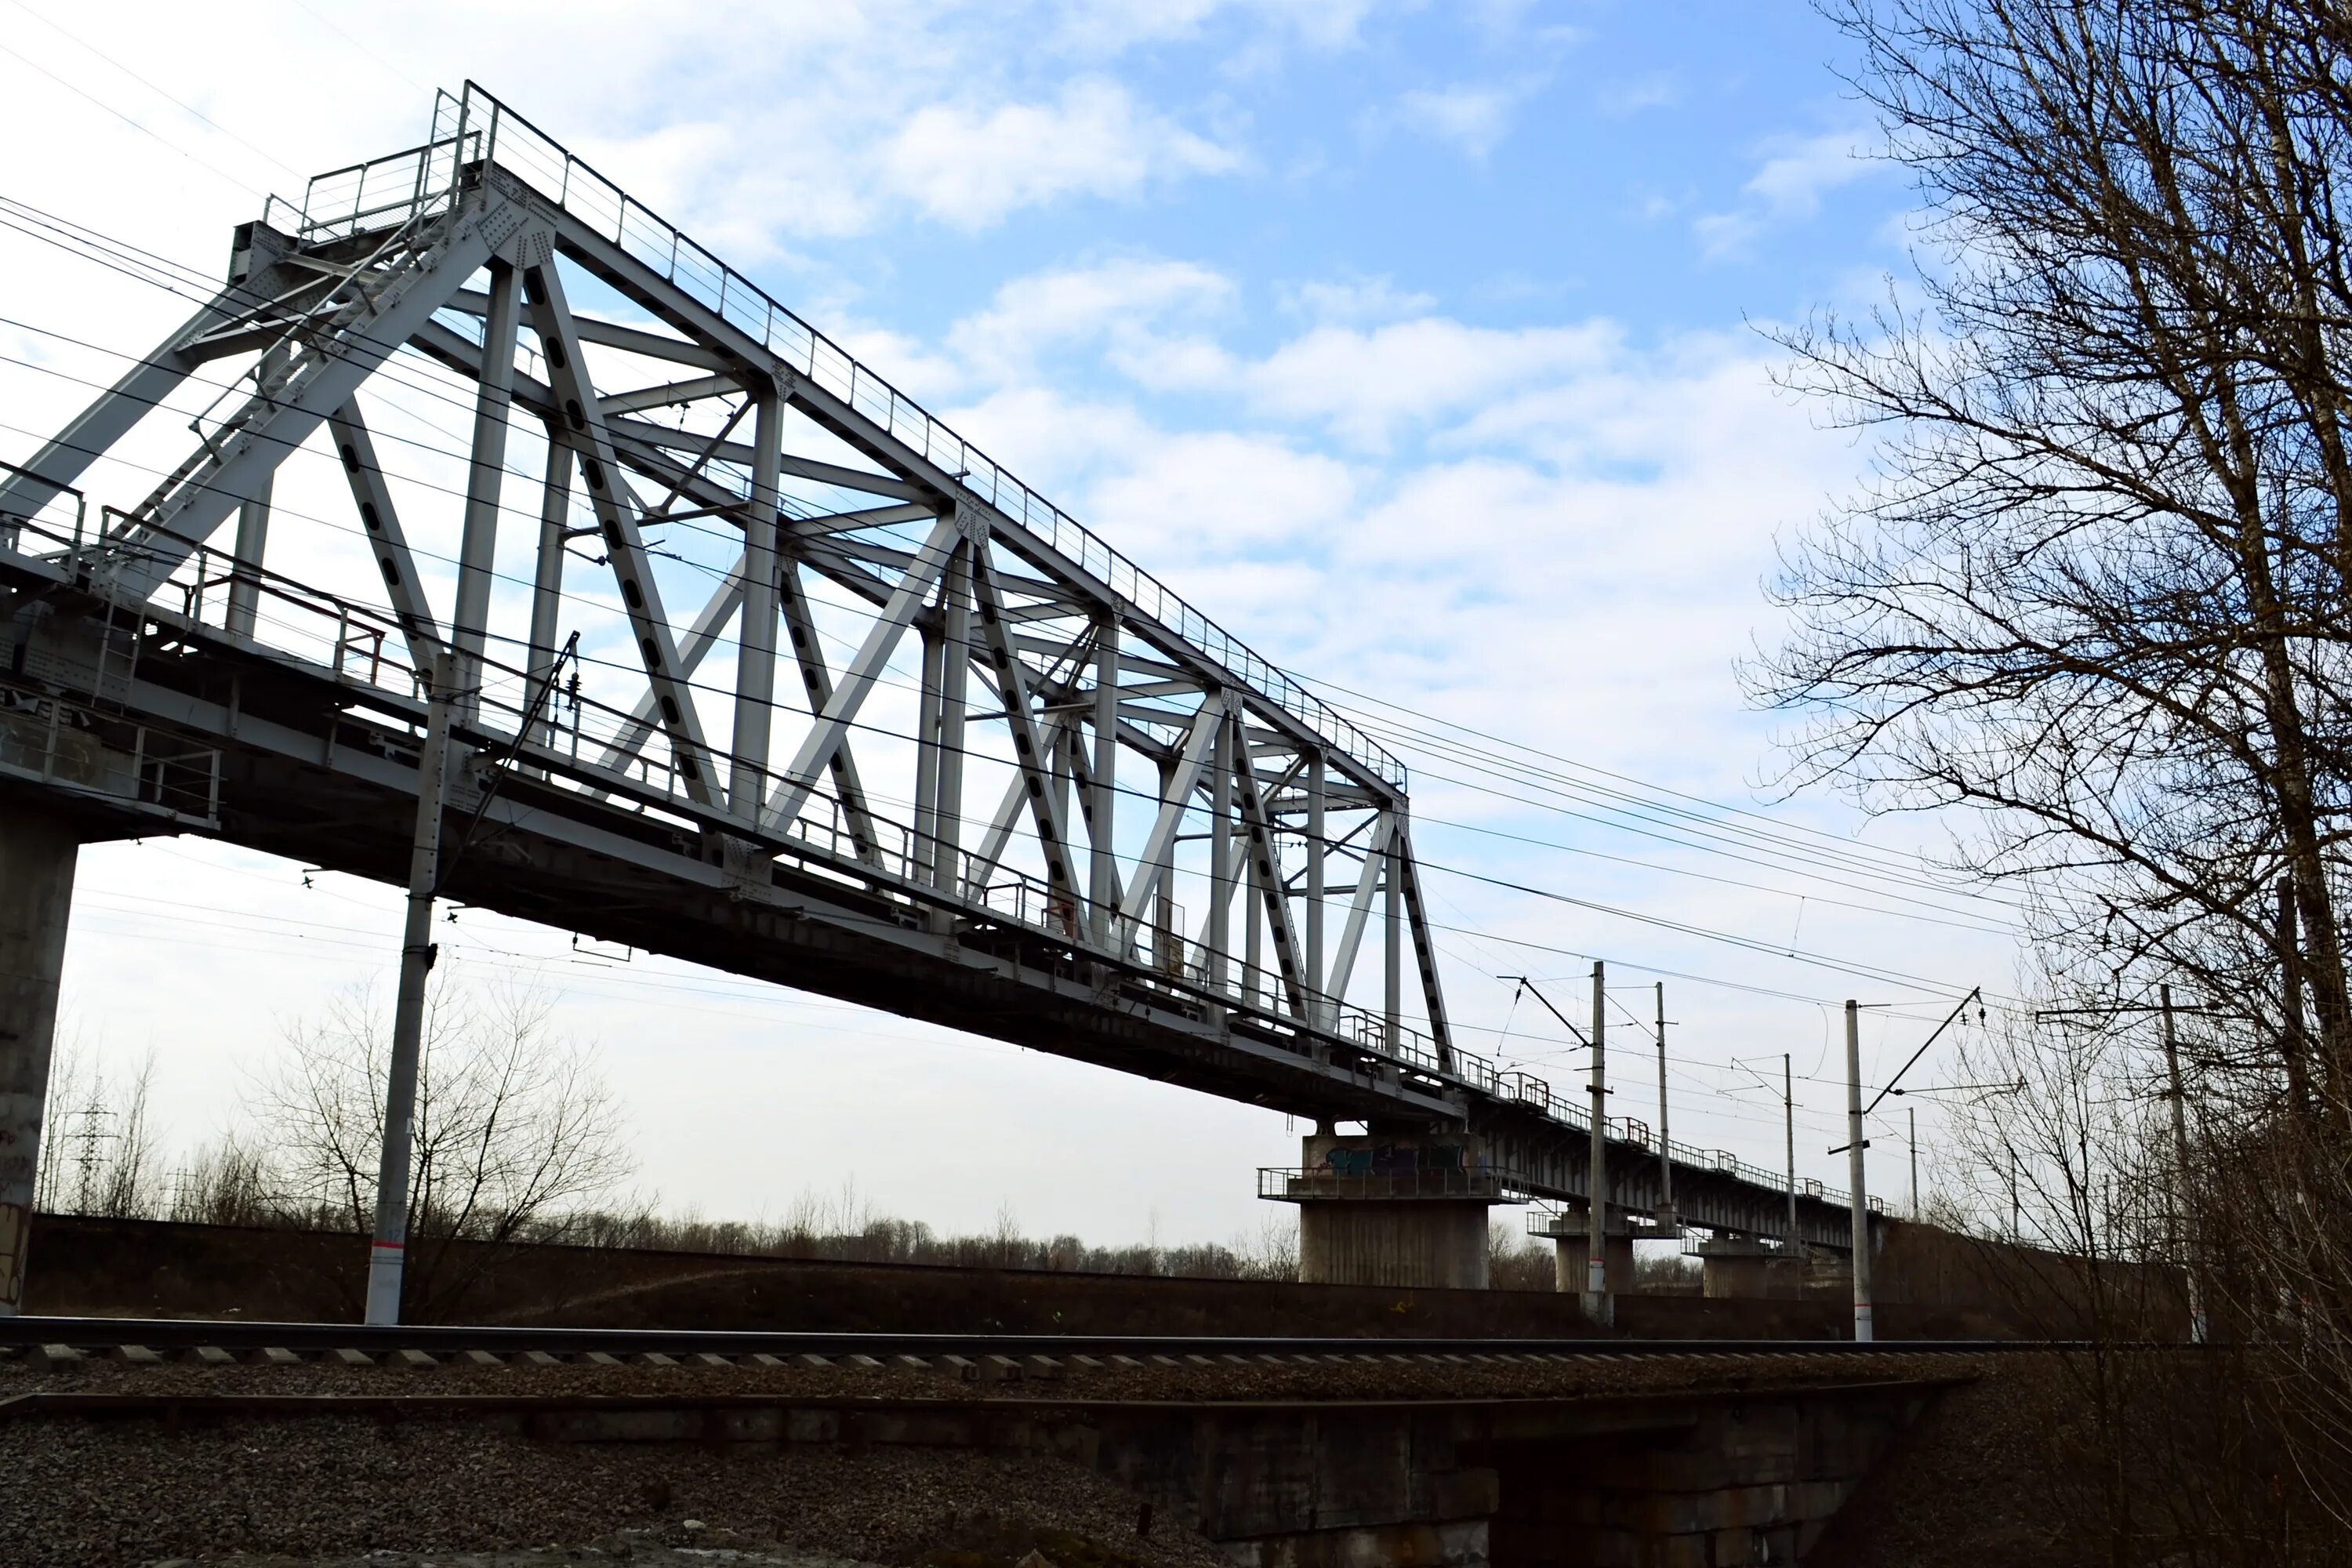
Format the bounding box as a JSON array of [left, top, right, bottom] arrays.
[[1844, 999, 1872, 1343], [364, 662, 456, 1327], [1654, 982, 1672, 1229], [1585, 960, 1610, 1326], [2160, 984, 2205, 1343], [1783, 1052, 1797, 1244], [1909, 1105, 1918, 1219]]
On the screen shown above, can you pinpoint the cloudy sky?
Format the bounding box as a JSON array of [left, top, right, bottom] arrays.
[[0, 0, 2016, 1247]]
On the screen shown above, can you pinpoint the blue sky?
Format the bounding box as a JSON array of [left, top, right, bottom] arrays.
[[750, 4, 1889, 343], [0, 2, 2009, 1247]]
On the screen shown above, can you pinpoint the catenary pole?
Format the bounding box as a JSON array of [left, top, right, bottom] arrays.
[[1909, 1105, 1918, 1219], [2161, 984, 2205, 1342], [1655, 982, 1672, 1227], [1586, 960, 1610, 1325], [363, 663, 455, 1325], [1846, 999, 1872, 1342], [1784, 1052, 1797, 1243]]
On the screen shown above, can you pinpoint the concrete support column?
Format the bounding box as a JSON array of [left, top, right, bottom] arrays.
[[1552, 1225, 1635, 1297], [1276, 1133, 1500, 1290], [1699, 1238, 1806, 1300], [0, 806, 80, 1315], [1299, 1200, 1492, 1289]]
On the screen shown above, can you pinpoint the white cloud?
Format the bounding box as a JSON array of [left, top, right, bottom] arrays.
[[1394, 81, 1526, 158], [1283, 276, 1439, 325], [1052, 0, 1387, 54], [1596, 71, 1681, 117], [948, 257, 1235, 378], [884, 78, 1243, 229], [1240, 318, 1619, 448], [1695, 129, 1881, 258]]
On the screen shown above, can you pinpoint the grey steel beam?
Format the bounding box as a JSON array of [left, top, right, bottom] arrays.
[[107, 213, 505, 602], [1207, 701, 1235, 1004], [1306, 751, 1327, 1027], [1120, 705, 1221, 945], [448, 286, 735, 370], [223, 347, 286, 639], [960, 710, 1076, 900], [1395, 819, 1454, 1069], [527, 424, 572, 743], [537, 195, 1402, 802], [1385, 816, 1403, 1051], [761, 512, 960, 836], [590, 552, 748, 779], [776, 558, 881, 865], [0, 289, 244, 523], [325, 401, 443, 677], [728, 388, 785, 820], [1232, 735, 1308, 1017], [1327, 814, 1393, 1010], [523, 256, 724, 808], [450, 261, 522, 716], [967, 537, 1085, 925], [1089, 612, 1120, 946], [601, 373, 743, 416]]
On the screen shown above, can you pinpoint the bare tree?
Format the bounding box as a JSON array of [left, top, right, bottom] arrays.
[[1753, 2, 2352, 1557], [254, 978, 633, 1319], [34, 1043, 162, 1220]]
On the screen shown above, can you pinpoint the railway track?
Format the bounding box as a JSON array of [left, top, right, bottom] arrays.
[[0, 1314, 2077, 1368]]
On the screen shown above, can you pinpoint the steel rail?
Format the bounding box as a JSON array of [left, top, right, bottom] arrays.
[[0, 1316, 2101, 1357]]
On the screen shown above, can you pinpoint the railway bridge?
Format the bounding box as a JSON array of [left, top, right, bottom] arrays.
[[0, 85, 1874, 1319]]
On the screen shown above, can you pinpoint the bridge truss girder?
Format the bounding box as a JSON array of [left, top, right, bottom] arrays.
[[0, 83, 1868, 1246]]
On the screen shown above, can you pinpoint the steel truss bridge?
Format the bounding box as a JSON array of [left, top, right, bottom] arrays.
[[0, 84, 1869, 1251]]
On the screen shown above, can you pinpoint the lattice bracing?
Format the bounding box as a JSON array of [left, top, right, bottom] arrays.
[[0, 84, 1873, 1250]]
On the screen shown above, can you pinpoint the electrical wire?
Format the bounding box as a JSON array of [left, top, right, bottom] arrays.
[[0, 202, 2013, 1010]]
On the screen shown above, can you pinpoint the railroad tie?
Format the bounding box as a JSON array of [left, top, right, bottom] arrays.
[[329, 1348, 376, 1367], [182, 1346, 234, 1367], [109, 1345, 163, 1367], [245, 1347, 303, 1367], [459, 1349, 504, 1368]]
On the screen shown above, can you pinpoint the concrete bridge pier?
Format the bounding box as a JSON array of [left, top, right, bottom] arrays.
[[1536, 1214, 1635, 1298], [1268, 1132, 1504, 1290], [1699, 1236, 1808, 1300], [0, 804, 80, 1316]]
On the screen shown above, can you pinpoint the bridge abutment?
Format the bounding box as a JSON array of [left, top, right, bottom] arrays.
[[0, 804, 79, 1316], [1269, 1134, 1503, 1290]]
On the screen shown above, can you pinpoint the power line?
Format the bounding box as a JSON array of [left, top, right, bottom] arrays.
[[0, 213, 2014, 1010]]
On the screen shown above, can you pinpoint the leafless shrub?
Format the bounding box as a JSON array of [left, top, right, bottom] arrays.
[[34, 1043, 162, 1220], [165, 1134, 281, 1228], [251, 980, 633, 1319], [1489, 1220, 1555, 1290]]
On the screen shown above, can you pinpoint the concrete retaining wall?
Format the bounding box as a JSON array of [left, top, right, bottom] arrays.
[[21, 1214, 2038, 1339]]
